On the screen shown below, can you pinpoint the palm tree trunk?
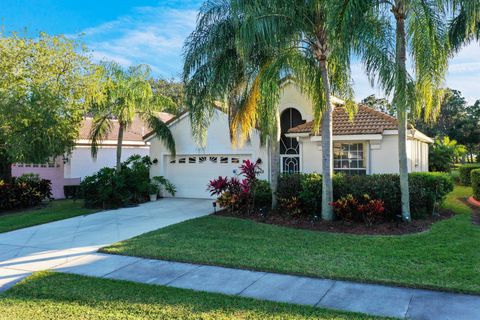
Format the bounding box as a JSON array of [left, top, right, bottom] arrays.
[[116, 122, 124, 172], [394, 2, 411, 222], [269, 111, 281, 209], [319, 58, 334, 221]]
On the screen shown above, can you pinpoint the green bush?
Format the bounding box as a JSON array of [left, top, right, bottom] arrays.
[[277, 174, 304, 215], [459, 164, 480, 186], [0, 174, 52, 211], [253, 180, 272, 208], [64, 185, 81, 199], [81, 167, 131, 209], [409, 172, 454, 218], [471, 169, 480, 201], [277, 172, 454, 220], [299, 173, 322, 216], [81, 155, 175, 209]]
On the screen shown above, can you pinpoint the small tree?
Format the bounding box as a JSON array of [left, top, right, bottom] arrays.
[[429, 136, 466, 172], [89, 61, 176, 171]]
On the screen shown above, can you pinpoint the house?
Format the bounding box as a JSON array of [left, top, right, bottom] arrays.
[[146, 82, 432, 199], [12, 113, 174, 199]]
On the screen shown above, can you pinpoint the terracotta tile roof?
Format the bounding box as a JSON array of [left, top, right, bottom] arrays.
[[79, 112, 174, 142], [288, 104, 400, 135]]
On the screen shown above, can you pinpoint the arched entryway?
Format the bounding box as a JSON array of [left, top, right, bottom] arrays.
[[280, 108, 304, 173]]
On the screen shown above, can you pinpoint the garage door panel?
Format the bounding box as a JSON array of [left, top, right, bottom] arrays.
[[164, 154, 251, 199]]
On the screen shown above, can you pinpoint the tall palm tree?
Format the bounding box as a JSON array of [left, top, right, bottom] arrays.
[[90, 61, 176, 171], [337, 0, 449, 221], [183, 0, 284, 207], [184, 0, 355, 219], [449, 0, 480, 51]]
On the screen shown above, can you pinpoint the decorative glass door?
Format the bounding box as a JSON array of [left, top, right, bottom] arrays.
[[280, 108, 304, 173]]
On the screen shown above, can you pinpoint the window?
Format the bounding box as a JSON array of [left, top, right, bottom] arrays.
[[333, 143, 366, 175], [169, 158, 176, 164], [231, 157, 240, 164], [189, 157, 196, 164], [209, 157, 217, 163], [178, 158, 186, 164], [199, 157, 207, 163], [220, 157, 228, 163]]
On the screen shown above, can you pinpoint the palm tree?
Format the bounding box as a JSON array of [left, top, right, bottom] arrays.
[[183, 0, 284, 207], [184, 0, 355, 219], [449, 0, 480, 51], [337, 0, 449, 221], [90, 61, 176, 171]]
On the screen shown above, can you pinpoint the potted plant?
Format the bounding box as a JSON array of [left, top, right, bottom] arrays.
[[148, 183, 160, 202]]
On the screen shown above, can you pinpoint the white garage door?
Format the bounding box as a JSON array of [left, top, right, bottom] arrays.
[[165, 154, 251, 199]]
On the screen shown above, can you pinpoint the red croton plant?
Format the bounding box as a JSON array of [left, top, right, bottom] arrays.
[[207, 159, 263, 213], [330, 194, 385, 227]]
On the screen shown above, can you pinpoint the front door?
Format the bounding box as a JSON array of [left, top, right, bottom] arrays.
[[280, 108, 304, 173]]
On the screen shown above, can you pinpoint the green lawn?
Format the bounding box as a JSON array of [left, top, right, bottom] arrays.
[[102, 186, 480, 294], [0, 272, 387, 320], [0, 200, 98, 233]]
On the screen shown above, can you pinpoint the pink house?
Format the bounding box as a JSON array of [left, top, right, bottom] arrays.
[[12, 113, 173, 199]]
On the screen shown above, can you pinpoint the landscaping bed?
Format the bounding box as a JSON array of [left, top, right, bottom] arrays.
[[102, 186, 480, 294], [216, 207, 454, 235], [0, 272, 385, 320]]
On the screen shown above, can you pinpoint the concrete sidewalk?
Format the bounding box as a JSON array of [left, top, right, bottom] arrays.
[[54, 253, 480, 320]]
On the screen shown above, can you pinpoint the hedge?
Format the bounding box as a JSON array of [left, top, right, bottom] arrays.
[[472, 169, 480, 201], [277, 172, 454, 219], [459, 164, 480, 186]]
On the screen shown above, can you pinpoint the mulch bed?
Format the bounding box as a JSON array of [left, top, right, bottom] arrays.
[[216, 208, 455, 235]]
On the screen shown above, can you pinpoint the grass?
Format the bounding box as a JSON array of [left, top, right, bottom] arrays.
[[102, 186, 480, 294], [0, 200, 98, 233], [0, 271, 388, 320]]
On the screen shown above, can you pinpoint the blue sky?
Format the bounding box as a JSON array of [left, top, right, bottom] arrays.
[[1, 1, 480, 103]]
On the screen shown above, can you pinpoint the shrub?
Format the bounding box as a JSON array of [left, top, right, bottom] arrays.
[[459, 164, 480, 186], [429, 137, 466, 172], [64, 185, 81, 199], [409, 172, 454, 218], [208, 159, 264, 213], [81, 155, 175, 209], [277, 174, 304, 215], [275, 172, 453, 220], [0, 174, 52, 211], [471, 169, 480, 201], [299, 173, 322, 217], [81, 167, 131, 209], [253, 180, 272, 208], [331, 194, 385, 226]]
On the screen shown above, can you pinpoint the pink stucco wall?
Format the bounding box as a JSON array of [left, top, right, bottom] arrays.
[[11, 161, 80, 199]]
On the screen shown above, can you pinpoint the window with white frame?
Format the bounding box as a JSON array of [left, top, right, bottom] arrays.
[[333, 143, 366, 175]]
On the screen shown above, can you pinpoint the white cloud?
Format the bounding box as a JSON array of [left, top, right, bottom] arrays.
[[75, 5, 198, 79]]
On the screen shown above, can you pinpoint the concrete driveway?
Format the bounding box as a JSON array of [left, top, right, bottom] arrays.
[[0, 198, 212, 291]]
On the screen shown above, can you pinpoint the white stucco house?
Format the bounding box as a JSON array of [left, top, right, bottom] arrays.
[[146, 82, 433, 199], [12, 114, 173, 198]]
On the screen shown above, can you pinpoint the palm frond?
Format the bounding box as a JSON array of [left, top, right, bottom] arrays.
[[89, 112, 112, 159], [145, 113, 176, 156]]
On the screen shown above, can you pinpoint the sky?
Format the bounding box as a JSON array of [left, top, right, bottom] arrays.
[[1, 0, 480, 104]]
